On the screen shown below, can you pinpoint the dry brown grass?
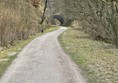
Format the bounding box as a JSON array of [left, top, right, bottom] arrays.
[[0, 0, 46, 47], [0, 3, 22, 47]]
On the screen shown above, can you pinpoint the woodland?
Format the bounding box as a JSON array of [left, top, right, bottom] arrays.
[[1, 0, 118, 47]]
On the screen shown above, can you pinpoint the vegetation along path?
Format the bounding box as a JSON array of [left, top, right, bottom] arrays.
[[0, 27, 86, 83]]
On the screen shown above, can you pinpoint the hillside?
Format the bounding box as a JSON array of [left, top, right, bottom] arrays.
[[0, 0, 46, 48]]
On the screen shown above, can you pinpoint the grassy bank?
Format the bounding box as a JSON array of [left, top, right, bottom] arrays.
[[59, 27, 118, 83], [0, 27, 58, 77]]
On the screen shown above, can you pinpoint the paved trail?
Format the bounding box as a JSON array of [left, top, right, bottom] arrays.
[[0, 27, 86, 83]]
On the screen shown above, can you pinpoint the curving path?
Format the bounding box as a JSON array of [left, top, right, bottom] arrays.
[[0, 27, 86, 83]]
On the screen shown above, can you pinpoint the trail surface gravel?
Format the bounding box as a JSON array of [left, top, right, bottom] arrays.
[[0, 27, 86, 83]]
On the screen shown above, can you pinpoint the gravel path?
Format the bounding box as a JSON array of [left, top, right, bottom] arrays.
[[0, 27, 86, 83]]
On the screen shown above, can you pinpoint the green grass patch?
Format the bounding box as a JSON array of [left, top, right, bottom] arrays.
[[59, 27, 118, 83], [0, 26, 58, 77]]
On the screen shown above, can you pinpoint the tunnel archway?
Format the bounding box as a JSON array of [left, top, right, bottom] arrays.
[[51, 14, 64, 25]]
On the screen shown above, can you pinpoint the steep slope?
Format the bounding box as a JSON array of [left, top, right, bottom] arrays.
[[0, 0, 46, 47]]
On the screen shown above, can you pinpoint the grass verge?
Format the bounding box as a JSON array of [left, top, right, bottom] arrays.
[[59, 27, 118, 83], [0, 26, 58, 77]]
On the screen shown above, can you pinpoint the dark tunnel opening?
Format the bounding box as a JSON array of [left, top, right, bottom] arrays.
[[52, 15, 64, 25]]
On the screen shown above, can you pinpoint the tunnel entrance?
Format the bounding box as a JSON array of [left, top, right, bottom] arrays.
[[51, 14, 64, 26]]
